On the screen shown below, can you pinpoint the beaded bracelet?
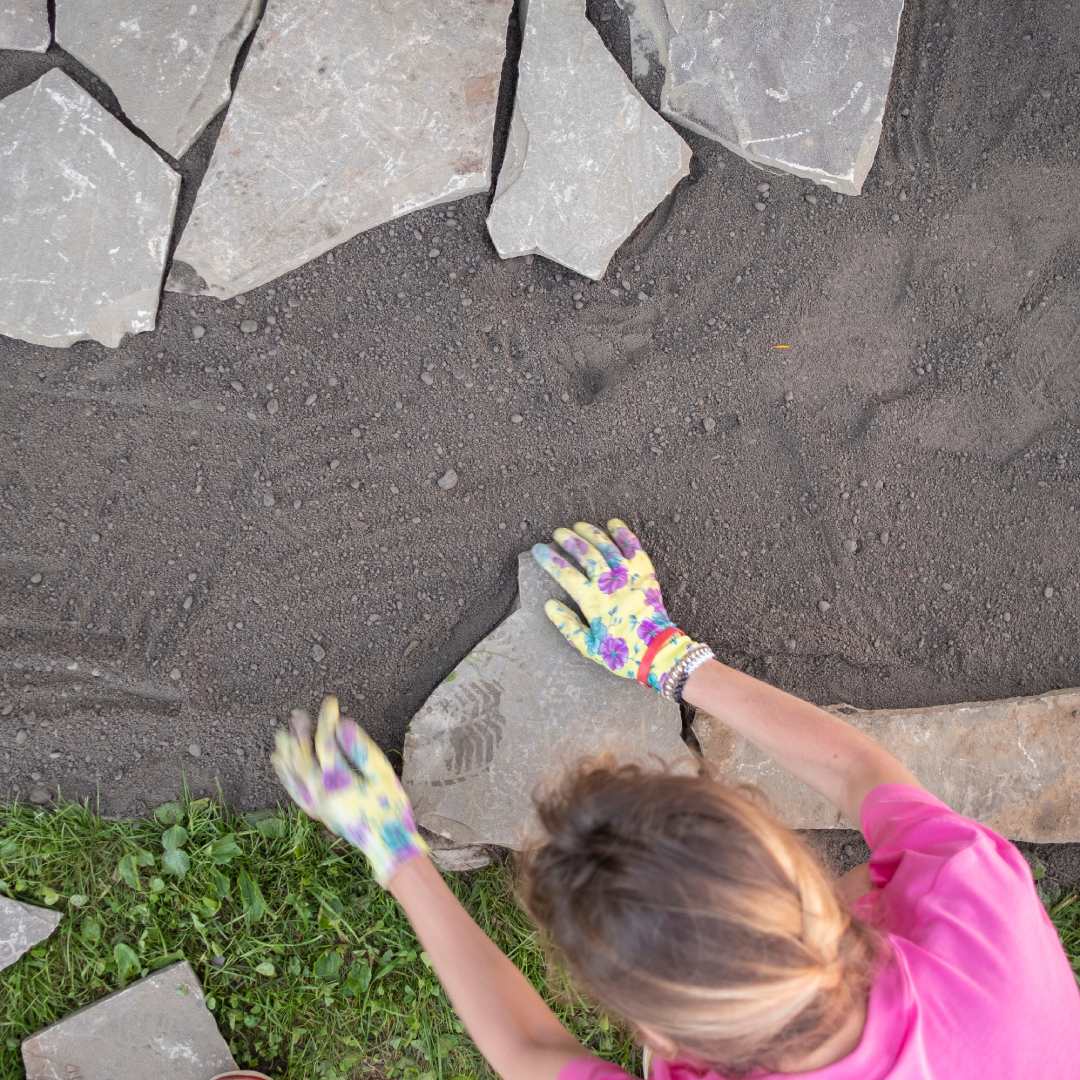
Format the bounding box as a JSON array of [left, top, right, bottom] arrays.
[[662, 644, 715, 703]]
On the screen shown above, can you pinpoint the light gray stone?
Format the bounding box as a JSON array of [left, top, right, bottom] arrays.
[[0, 70, 180, 349], [55, 0, 261, 159], [661, 0, 904, 194], [166, 0, 513, 300], [22, 961, 236, 1080], [694, 688, 1080, 841], [486, 0, 690, 281], [0, 1, 49, 51], [0, 897, 61, 972], [403, 553, 693, 852]]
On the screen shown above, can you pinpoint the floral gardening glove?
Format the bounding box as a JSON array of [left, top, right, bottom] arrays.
[[531, 519, 713, 699], [271, 695, 428, 886]]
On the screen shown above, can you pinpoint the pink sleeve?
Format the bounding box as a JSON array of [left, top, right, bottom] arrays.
[[859, 783, 1040, 941], [559, 1058, 636, 1080]]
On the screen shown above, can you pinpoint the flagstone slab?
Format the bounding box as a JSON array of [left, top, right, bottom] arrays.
[[486, 0, 690, 280], [0, 69, 180, 349], [403, 553, 692, 854], [661, 0, 904, 194], [0, 897, 61, 972], [55, 0, 261, 158], [22, 961, 236, 1080], [0, 1, 49, 51], [694, 688, 1080, 841], [166, 0, 513, 300]]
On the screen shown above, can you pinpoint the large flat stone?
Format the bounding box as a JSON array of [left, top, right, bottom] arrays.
[[0, 897, 61, 972], [694, 689, 1080, 841], [486, 0, 690, 280], [22, 961, 236, 1080], [55, 0, 261, 159], [166, 0, 512, 300], [0, 1, 49, 51], [403, 553, 692, 855], [661, 0, 904, 194], [0, 70, 180, 349]]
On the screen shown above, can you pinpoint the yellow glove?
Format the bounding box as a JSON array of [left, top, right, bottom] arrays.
[[271, 695, 427, 886], [531, 519, 713, 700]]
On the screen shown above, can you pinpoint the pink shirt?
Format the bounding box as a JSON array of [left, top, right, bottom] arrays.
[[559, 784, 1080, 1080]]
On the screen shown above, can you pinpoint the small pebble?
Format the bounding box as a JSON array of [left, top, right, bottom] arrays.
[[1043, 586, 1054, 600], [29, 787, 50, 806], [182, 595, 193, 611], [754, 201, 767, 212], [239, 319, 258, 334], [437, 468, 459, 491], [843, 539, 858, 554], [188, 743, 201, 759], [15, 729, 27, 746], [702, 417, 717, 433], [428, 248, 441, 259], [191, 325, 206, 340], [420, 371, 434, 386], [510, 413, 524, 424], [879, 530, 890, 546], [30, 572, 42, 584], [756, 182, 771, 195], [805, 194, 818, 206], [817, 599, 831, 613], [169, 668, 181, 681], [266, 398, 279, 415], [311, 643, 326, 663]]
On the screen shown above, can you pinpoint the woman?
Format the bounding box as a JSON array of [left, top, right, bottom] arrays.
[[268, 519, 1080, 1079]]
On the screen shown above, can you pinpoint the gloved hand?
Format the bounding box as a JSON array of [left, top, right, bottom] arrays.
[[271, 695, 427, 886], [531, 518, 713, 699]]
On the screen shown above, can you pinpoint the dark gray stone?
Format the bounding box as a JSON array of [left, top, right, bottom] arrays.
[[486, 0, 690, 280], [22, 961, 236, 1080], [403, 553, 693, 852], [55, 0, 260, 158], [0, 897, 61, 972], [0, 70, 180, 349], [661, 0, 904, 194], [167, 0, 513, 299], [0, 1, 49, 51]]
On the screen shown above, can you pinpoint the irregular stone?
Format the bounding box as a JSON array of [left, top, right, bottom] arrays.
[[661, 0, 904, 194], [403, 553, 693, 852], [166, 0, 513, 300], [486, 0, 690, 281], [429, 842, 499, 873], [614, 0, 672, 85], [0, 897, 61, 973], [55, 0, 260, 159], [22, 961, 236, 1080], [0, 1, 49, 51], [694, 688, 1080, 841], [0, 70, 180, 349]]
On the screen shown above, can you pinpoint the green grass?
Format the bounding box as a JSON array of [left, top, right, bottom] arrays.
[[2, 802, 1078, 1080], [0, 799, 638, 1080]]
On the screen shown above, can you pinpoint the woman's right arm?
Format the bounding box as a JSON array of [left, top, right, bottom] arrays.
[[681, 658, 919, 826]]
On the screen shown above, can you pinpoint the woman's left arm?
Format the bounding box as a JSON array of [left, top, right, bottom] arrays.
[[389, 856, 587, 1080], [271, 696, 585, 1080]]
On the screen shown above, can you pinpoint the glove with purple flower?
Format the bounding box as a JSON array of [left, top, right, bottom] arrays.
[[531, 518, 714, 701], [271, 695, 428, 886]]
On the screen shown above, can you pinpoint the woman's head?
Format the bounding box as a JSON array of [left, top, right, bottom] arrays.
[[518, 758, 880, 1075]]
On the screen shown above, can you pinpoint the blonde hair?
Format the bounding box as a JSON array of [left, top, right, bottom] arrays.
[[518, 758, 881, 1075]]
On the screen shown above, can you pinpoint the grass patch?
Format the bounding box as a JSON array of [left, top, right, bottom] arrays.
[[0, 799, 637, 1080]]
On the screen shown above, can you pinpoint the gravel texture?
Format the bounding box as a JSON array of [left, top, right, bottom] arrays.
[[0, 0, 1078, 897]]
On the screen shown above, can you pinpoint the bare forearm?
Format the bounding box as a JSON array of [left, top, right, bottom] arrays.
[[683, 658, 918, 824], [388, 857, 581, 1079]]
